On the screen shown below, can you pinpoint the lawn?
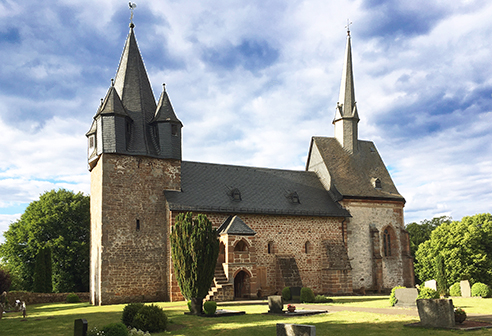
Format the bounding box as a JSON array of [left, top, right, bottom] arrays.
[[1, 297, 492, 336]]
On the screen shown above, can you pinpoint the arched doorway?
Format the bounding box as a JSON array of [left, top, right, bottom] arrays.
[[234, 270, 250, 298]]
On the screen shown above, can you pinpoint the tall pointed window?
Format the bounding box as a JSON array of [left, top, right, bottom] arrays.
[[383, 229, 391, 256]]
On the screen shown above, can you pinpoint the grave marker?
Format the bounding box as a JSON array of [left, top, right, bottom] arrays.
[[424, 280, 437, 291], [395, 288, 418, 307], [74, 319, 88, 336], [417, 299, 455, 328], [460, 280, 471, 298], [277, 323, 316, 336], [268, 296, 283, 313]]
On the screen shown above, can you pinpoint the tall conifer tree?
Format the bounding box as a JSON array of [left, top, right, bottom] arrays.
[[170, 213, 219, 314]]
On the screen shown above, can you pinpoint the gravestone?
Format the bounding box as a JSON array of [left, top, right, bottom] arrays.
[[417, 299, 455, 328], [291, 287, 301, 302], [268, 296, 284, 313], [394, 288, 418, 307], [74, 319, 88, 336], [277, 323, 316, 336], [424, 280, 437, 291], [460, 280, 471, 298]]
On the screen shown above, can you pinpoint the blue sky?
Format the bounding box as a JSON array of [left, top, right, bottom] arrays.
[[1, 0, 492, 241]]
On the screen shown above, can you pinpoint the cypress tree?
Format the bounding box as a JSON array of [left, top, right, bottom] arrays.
[[170, 213, 219, 314], [435, 253, 447, 297]]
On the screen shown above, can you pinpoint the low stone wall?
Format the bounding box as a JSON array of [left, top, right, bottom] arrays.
[[5, 292, 89, 305]]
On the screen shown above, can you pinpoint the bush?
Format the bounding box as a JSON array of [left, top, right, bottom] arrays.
[[389, 286, 405, 306], [101, 322, 129, 336], [132, 304, 167, 333], [449, 283, 461, 296], [471, 282, 490, 298], [66, 293, 80, 303], [203, 301, 217, 315], [417, 286, 440, 299], [122, 303, 145, 327], [300, 287, 315, 303], [314, 295, 333, 303], [128, 328, 151, 336], [281, 287, 291, 301]]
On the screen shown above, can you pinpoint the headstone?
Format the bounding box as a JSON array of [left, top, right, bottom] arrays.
[[424, 280, 437, 291], [460, 280, 471, 298], [394, 288, 418, 307], [417, 299, 455, 328], [74, 319, 88, 336], [277, 323, 316, 336], [291, 287, 301, 301], [268, 296, 283, 313]]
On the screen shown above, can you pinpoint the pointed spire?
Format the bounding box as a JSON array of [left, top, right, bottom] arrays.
[[113, 25, 157, 122], [153, 84, 182, 125], [95, 85, 129, 118], [333, 27, 360, 154], [335, 31, 359, 122]]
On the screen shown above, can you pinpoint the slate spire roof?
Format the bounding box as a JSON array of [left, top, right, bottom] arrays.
[[114, 25, 157, 122], [334, 31, 359, 123], [152, 84, 182, 125]]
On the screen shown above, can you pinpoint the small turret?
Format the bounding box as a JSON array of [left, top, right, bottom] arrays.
[[151, 84, 183, 160]]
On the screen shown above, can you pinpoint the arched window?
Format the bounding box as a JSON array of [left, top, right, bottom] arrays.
[[383, 229, 391, 257], [234, 240, 248, 252], [268, 241, 274, 254], [304, 241, 311, 254]]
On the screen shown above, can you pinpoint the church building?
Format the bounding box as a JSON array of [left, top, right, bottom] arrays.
[[87, 23, 414, 305]]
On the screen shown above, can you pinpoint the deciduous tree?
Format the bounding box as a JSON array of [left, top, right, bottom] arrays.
[[0, 189, 90, 292], [415, 213, 492, 286]]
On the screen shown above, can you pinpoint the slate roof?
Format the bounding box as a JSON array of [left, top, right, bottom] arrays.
[[217, 215, 256, 236], [112, 26, 159, 155], [164, 161, 350, 217], [308, 137, 405, 202], [152, 84, 182, 125]]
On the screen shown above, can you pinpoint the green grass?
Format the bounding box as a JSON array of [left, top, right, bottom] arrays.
[[2, 297, 492, 336]]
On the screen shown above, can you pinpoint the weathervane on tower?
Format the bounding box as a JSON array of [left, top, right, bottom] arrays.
[[129, 2, 137, 27], [345, 19, 353, 36]]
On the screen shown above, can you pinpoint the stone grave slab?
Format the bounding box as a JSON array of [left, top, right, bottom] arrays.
[[424, 280, 437, 291], [277, 323, 316, 336], [269, 296, 283, 313], [460, 280, 471, 298], [291, 287, 301, 302], [417, 299, 455, 328], [395, 288, 418, 307], [74, 319, 88, 336]]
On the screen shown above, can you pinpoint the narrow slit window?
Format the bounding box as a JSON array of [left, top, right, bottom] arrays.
[[268, 241, 274, 254], [383, 229, 391, 256], [136, 219, 140, 231]]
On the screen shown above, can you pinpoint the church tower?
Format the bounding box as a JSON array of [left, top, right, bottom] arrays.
[[87, 23, 182, 305], [333, 28, 359, 154]]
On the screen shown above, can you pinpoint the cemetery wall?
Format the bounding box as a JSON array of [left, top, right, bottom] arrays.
[[5, 292, 90, 305]]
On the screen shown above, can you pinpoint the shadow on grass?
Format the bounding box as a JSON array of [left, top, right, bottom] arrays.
[[5, 301, 482, 336]]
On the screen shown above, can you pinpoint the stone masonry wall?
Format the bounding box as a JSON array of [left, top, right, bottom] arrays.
[[341, 199, 408, 291], [91, 154, 180, 305], [168, 212, 350, 300]]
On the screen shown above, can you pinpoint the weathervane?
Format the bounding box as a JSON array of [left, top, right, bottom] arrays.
[[129, 2, 137, 26], [345, 19, 353, 36]]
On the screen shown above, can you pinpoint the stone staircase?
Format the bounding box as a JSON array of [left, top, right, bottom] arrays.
[[205, 264, 234, 302]]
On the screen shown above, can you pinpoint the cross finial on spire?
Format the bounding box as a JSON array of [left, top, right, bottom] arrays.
[[345, 19, 353, 36], [129, 2, 137, 27]]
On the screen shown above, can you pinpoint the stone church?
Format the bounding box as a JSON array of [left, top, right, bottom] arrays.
[[87, 23, 414, 305]]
